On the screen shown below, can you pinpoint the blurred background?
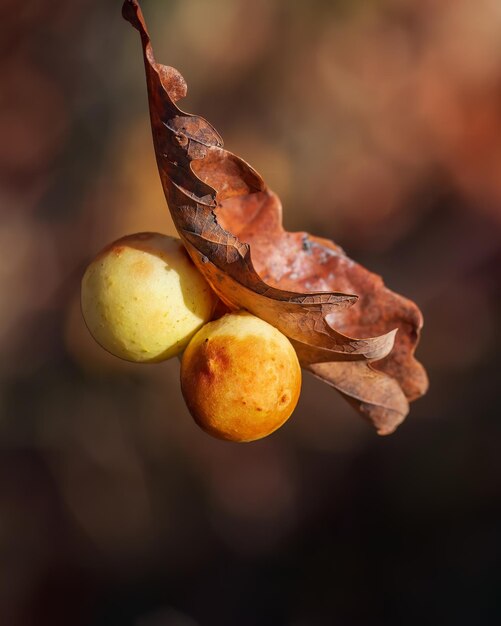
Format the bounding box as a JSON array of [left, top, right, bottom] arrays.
[[1, 0, 500, 624]]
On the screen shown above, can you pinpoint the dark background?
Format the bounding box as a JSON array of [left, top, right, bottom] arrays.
[[1, 0, 500, 624]]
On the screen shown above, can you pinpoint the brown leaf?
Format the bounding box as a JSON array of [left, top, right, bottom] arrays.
[[122, 0, 428, 434]]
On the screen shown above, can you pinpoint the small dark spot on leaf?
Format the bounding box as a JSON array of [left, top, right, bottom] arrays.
[[302, 235, 312, 254]]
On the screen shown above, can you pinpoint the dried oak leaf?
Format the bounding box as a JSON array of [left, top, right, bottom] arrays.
[[122, 0, 428, 435]]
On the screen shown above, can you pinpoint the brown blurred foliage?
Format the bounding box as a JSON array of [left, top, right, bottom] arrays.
[[0, 1, 500, 624]]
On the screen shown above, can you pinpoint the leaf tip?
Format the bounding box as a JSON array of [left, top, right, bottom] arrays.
[[376, 425, 397, 436], [122, 0, 146, 36]]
